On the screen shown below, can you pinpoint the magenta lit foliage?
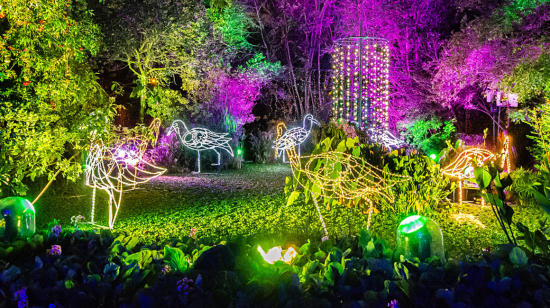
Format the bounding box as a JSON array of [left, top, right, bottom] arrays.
[[209, 67, 264, 132]]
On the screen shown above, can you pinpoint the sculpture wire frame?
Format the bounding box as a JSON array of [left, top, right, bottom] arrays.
[[332, 36, 390, 130]]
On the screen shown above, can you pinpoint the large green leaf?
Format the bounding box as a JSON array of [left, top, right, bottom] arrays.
[[164, 246, 189, 272], [103, 263, 120, 282], [474, 166, 492, 189], [509, 247, 528, 266], [286, 191, 301, 207], [124, 250, 153, 269]]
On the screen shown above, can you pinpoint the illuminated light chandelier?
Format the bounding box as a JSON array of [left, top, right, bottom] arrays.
[[331, 37, 390, 131], [273, 114, 320, 160], [441, 136, 511, 205], [85, 119, 167, 229], [168, 120, 233, 173], [285, 146, 410, 238]]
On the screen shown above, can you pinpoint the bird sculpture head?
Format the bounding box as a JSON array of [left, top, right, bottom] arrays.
[[167, 120, 188, 138], [303, 114, 320, 130]]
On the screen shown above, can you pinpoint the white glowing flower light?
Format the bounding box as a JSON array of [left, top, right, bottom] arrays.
[[273, 114, 320, 160], [168, 120, 233, 173], [257, 246, 297, 264], [85, 119, 166, 229]]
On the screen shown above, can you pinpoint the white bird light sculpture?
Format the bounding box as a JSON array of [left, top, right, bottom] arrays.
[[273, 114, 320, 160], [85, 119, 166, 229], [168, 120, 233, 173]]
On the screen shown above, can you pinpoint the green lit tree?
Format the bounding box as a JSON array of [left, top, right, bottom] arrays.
[[0, 0, 115, 196]]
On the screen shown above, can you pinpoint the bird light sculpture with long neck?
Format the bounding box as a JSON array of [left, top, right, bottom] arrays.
[[285, 143, 410, 238], [168, 120, 233, 173], [274, 114, 320, 160], [85, 118, 166, 229], [441, 135, 511, 204]]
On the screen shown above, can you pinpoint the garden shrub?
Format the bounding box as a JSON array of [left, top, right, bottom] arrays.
[[509, 167, 540, 207], [401, 116, 456, 155]]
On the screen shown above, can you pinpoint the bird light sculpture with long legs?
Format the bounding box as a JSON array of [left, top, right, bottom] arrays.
[[168, 120, 233, 173], [85, 119, 166, 229], [274, 114, 320, 160], [285, 145, 410, 239], [442, 135, 511, 204]]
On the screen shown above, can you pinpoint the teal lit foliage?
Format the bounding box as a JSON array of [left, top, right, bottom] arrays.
[[501, 0, 550, 22], [245, 53, 283, 79], [402, 117, 456, 155], [207, 0, 253, 50]]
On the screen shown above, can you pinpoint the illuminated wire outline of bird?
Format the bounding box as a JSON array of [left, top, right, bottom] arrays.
[[441, 135, 511, 204], [368, 128, 406, 149], [285, 145, 410, 238], [274, 114, 320, 160], [168, 120, 234, 173], [85, 119, 166, 229]]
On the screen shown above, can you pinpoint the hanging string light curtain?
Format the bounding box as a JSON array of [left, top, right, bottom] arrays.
[[332, 37, 390, 131]]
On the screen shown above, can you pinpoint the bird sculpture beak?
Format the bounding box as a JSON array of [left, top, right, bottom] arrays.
[[312, 119, 321, 126], [166, 127, 174, 136]]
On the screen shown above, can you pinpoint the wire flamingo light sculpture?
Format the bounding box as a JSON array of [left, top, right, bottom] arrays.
[[84, 119, 166, 229], [285, 145, 410, 238], [168, 120, 233, 173], [274, 114, 320, 161], [441, 135, 511, 204]]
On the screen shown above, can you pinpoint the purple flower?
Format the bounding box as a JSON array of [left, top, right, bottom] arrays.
[[51, 225, 62, 237], [162, 265, 171, 275], [388, 299, 399, 308], [16, 287, 27, 308], [176, 277, 194, 294], [50, 245, 62, 256]]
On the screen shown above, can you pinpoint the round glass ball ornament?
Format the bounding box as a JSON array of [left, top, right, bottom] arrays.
[[396, 215, 445, 263], [0, 197, 36, 240]]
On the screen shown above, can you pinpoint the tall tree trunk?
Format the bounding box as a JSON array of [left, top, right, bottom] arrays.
[[284, 25, 303, 119]]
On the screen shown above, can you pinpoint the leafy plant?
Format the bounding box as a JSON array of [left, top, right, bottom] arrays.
[[473, 158, 516, 245], [401, 117, 456, 155], [509, 167, 540, 207]]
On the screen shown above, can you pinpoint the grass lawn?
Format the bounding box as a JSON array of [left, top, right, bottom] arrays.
[[35, 164, 545, 260]]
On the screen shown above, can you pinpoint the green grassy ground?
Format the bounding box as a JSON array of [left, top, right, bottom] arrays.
[[35, 164, 546, 259]]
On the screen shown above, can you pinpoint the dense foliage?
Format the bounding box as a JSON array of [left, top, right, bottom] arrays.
[[0, 0, 115, 195], [2, 224, 550, 307]]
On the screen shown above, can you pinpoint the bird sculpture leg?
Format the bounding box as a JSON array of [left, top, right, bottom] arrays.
[[366, 200, 374, 231], [211, 149, 221, 166], [90, 187, 96, 224], [196, 151, 201, 173], [311, 192, 329, 240], [110, 181, 123, 229], [298, 144, 301, 157], [459, 180, 463, 204]]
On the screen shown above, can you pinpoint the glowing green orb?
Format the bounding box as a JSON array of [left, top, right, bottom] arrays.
[[429, 153, 437, 160]]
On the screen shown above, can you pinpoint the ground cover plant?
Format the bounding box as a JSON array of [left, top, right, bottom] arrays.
[[1, 215, 549, 307]]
